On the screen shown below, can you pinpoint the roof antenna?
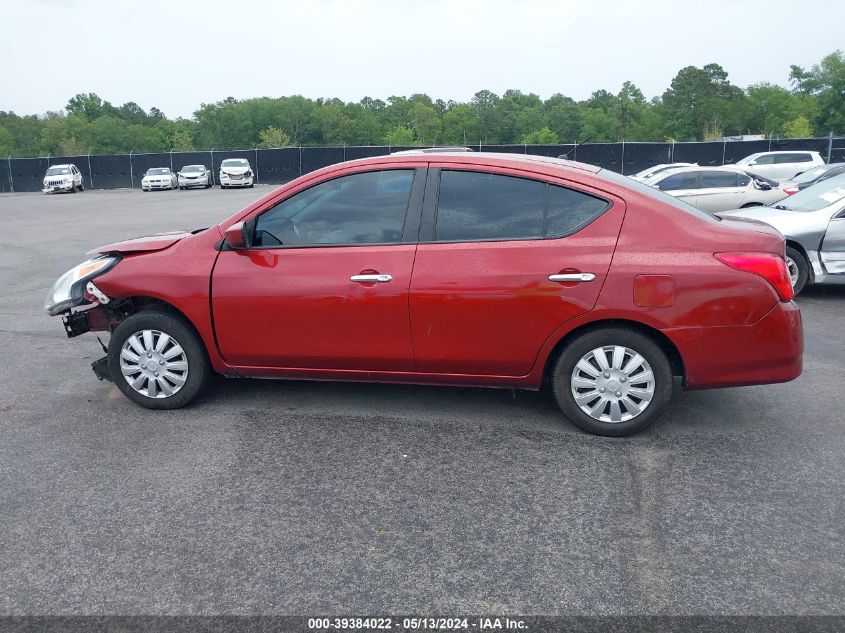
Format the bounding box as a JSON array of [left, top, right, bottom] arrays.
[[558, 135, 592, 159]]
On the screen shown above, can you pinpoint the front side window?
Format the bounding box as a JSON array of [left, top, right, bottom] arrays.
[[700, 171, 740, 188], [658, 172, 698, 191], [254, 170, 414, 247]]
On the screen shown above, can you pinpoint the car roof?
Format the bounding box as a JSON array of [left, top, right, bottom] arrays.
[[338, 151, 602, 174], [746, 150, 818, 157], [48, 164, 73, 168], [147, 166, 171, 170]]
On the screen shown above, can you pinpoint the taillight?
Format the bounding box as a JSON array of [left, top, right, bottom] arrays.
[[783, 186, 798, 195], [715, 252, 794, 302]]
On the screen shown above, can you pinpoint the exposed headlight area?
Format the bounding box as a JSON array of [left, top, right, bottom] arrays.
[[44, 255, 119, 316]]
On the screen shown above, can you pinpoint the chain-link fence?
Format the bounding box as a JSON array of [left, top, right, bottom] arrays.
[[2, 137, 843, 193]]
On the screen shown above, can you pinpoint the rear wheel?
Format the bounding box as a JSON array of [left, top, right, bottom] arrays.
[[786, 245, 809, 295], [108, 311, 210, 409], [551, 328, 673, 436]]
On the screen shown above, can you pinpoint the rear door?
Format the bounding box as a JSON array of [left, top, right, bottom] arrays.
[[696, 171, 748, 212], [656, 170, 700, 207], [409, 167, 625, 376], [774, 153, 813, 180]]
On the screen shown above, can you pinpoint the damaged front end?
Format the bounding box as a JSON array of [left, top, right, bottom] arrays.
[[45, 255, 127, 382]]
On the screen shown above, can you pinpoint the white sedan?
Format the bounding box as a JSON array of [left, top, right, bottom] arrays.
[[141, 168, 177, 191], [219, 158, 254, 189], [177, 165, 212, 189]]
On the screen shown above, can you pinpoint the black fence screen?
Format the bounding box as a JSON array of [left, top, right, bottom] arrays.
[[1, 137, 842, 193]]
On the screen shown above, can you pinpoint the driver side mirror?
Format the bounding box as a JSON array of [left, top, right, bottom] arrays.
[[754, 180, 772, 191], [747, 161, 757, 166], [224, 221, 251, 249]]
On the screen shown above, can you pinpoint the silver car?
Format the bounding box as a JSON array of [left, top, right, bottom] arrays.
[[719, 173, 845, 294], [646, 165, 787, 213], [177, 164, 213, 189]]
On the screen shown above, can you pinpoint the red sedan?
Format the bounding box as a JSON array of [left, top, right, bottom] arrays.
[[45, 153, 803, 436]]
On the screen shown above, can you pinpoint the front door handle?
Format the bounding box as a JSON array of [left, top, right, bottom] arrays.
[[351, 274, 393, 283], [549, 273, 596, 282]]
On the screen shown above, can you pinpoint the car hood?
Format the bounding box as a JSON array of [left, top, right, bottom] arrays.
[[220, 166, 250, 175], [87, 230, 194, 255], [718, 206, 831, 240]]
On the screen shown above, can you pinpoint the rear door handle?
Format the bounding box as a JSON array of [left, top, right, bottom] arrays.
[[549, 273, 596, 282], [351, 274, 393, 283]]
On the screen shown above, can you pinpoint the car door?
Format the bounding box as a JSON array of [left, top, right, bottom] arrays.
[[656, 170, 700, 207], [696, 171, 748, 212], [749, 154, 776, 179], [820, 207, 845, 276], [409, 167, 624, 376], [211, 167, 425, 371]]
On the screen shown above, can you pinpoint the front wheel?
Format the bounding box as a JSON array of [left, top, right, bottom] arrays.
[[551, 328, 673, 436], [786, 245, 809, 295], [79, 182, 84, 191], [107, 311, 210, 409]]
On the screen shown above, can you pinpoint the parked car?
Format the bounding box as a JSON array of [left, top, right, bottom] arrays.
[[219, 158, 254, 188], [719, 173, 845, 294], [629, 162, 696, 182], [780, 162, 845, 195], [141, 168, 177, 191], [44, 153, 802, 437], [177, 164, 213, 189], [646, 165, 786, 213], [733, 151, 824, 181], [42, 164, 84, 194]]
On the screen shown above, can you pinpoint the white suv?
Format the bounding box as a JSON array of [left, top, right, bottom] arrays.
[[42, 164, 84, 193], [734, 151, 824, 181]]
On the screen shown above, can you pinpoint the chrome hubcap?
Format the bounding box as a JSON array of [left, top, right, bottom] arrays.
[[119, 329, 188, 398], [786, 256, 799, 287], [570, 345, 655, 423]]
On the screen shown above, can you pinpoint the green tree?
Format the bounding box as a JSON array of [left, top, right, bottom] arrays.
[[258, 126, 292, 148], [442, 104, 481, 145], [171, 130, 194, 151], [384, 125, 416, 146], [782, 115, 813, 138], [661, 64, 745, 140], [521, 127, 559, 144], [0, 125, 14, 155], [790, 50, 845, 134], [409, 102, 441, 145]]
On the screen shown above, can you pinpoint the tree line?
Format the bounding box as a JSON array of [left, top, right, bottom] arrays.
[[1, 51, 843, 158]]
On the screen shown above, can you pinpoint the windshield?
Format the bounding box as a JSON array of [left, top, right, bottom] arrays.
[[222, 159, 248, 168], [181, 165, 205, 173], [775, 173, 845, 212], [46, 167, 70, 175], [793, 165, 831, 183], [146, 168, 171, 175], [599, 168, 720, 223]]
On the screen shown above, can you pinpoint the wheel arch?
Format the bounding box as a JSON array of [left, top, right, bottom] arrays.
[[785, 239, 814, 283], [542, 318, 686, 387]]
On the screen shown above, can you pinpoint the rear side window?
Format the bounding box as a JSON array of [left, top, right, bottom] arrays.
[[546, 185, 609, 236], [775, 153, 812, 163], [435, 171, 545, 241], [754, 155, 775, 165], [700, 172, 740, 188], [658, 172, 698, 191], [433, 170, 609, 242]]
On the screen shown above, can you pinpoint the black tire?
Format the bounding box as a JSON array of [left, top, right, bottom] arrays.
[[79, 182, 84, 191], [740, 202, 763, 208], [249, 182, 254, 188], [551, 327, 673, 437], [107, 311, 211, 410], [786, 245, 809, 295], [69, 183, 77, 193]]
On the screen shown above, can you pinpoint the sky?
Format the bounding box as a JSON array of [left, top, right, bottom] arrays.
[[1, 0, 843, 119]]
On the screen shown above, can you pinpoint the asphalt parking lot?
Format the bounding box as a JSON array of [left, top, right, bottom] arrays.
[[0, 188, 843, 615]]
